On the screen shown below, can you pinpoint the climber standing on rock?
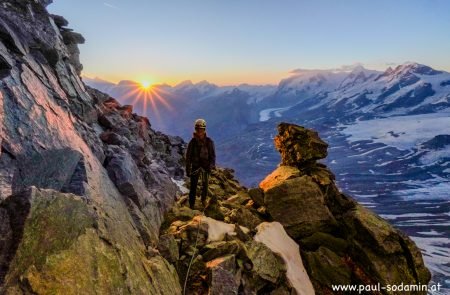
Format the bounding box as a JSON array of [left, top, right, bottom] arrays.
[[185, 118, 216, 209]]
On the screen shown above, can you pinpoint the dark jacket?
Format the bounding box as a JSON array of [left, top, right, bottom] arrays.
[[186, 132, 216, 174]]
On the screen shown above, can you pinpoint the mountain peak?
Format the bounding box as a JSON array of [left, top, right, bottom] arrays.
[[195, 80, 212, 86], [117, 80, 139, 86], [395, 62, 442, 75], [340, 63, 366, 72], [349, 64, 367, 73], [290, 63, 368, 76], [174, 80, 194, 88], [81, 76, 115, 86]]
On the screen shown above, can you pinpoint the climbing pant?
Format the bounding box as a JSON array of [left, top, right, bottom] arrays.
[[189, 167, 209, 208]]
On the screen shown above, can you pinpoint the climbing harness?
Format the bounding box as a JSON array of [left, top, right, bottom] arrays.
[[183, 167, 207, 295]]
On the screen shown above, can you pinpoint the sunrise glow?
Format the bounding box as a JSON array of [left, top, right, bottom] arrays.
[[113, 80, 175, 128], [140, 81, 152, 90]]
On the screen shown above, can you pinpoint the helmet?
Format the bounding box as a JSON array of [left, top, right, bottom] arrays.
[[194, 118, 206, 129]]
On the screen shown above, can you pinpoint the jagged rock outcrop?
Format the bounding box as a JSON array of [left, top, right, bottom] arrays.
[[0, 1, 184, 293], [274, 124, 328, 167]]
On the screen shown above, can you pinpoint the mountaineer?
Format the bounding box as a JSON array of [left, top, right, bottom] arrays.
[[185, 118, 216, 209]]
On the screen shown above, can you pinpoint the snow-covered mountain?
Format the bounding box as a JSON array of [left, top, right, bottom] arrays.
[[84, 77, 277, 106], [259, 62, 450, 122]]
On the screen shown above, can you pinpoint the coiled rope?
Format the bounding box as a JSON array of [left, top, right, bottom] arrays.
[[183, 167, 207, 295]]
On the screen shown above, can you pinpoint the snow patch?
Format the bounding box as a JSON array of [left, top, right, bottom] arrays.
[[254, 222, 315, 295], [379, 213, 436, 220], [420, 146, 450, 165], [171, 177, 189, 194], [393, 179, 450, 201], [259, 106, 292, 122], [340, 112, 450, 151], [199, 216, 249, 243], [417, 230, 443, 236]]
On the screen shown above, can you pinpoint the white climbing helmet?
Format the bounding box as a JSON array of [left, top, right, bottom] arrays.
[[194, 118, 206, 129]]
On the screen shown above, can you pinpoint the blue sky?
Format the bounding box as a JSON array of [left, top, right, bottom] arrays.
[[48, 0, 450, 86]]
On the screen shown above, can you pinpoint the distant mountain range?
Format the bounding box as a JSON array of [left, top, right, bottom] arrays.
[[82, 76, 277, 139], [85, 63, 450, 289], [84, 62, 450, 137], [84, 63, 450, 182]]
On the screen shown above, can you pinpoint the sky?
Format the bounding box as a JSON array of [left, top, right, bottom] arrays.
[[48, 0, 450, 86]]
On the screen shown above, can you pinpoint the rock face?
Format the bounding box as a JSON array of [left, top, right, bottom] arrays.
[[0, 1, 184, 293]]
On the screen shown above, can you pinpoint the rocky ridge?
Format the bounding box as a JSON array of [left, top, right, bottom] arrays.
[[0, 1, 431, 294], [162, 123, 430, 294]]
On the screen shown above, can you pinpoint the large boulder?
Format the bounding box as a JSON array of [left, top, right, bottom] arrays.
[[343, 204, 432, 287], [259, 165, 302, 192], [0, 187, 181, 294], [260, 166, 337, 239]]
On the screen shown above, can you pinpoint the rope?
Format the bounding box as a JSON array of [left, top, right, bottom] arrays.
[[183, 167, 207, 295]]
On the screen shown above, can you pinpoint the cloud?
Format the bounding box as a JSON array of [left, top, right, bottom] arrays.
[[337, 63, 364, 71], [289, 63, 365, 75], [103, 2, 118, 9], [385, 62, 399, 66], [289, 68, 323, 74]]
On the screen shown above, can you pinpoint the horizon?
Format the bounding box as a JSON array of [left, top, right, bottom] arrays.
[[48, 0, 450, 86], [83, 61, 445, 88]]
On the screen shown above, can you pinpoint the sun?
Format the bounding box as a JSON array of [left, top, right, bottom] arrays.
[[140, 81, 152, 90], [121, 79, 175, 125]]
